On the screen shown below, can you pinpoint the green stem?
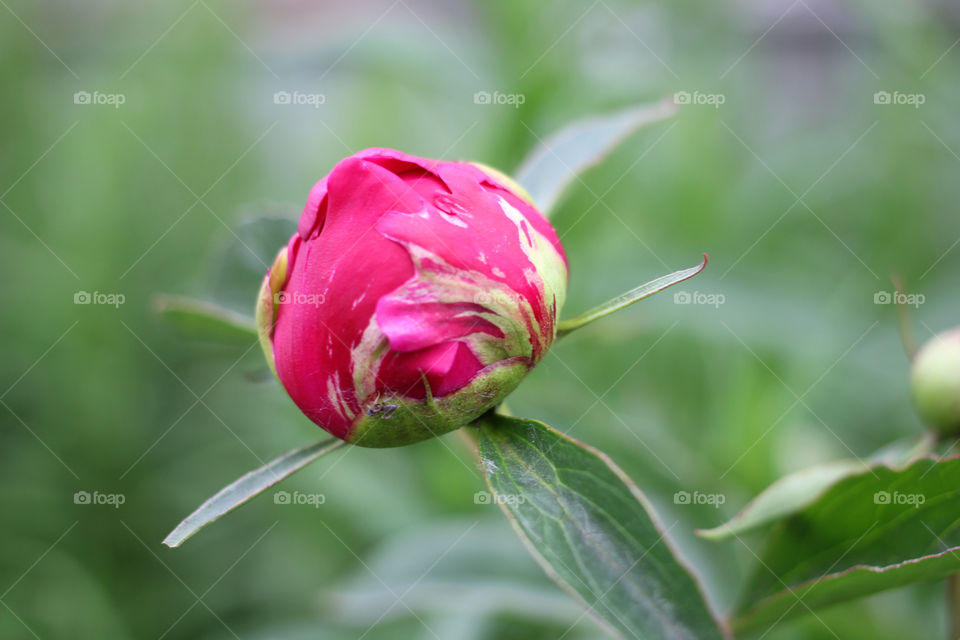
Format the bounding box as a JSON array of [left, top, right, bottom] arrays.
[[891, 274, 917, 360]]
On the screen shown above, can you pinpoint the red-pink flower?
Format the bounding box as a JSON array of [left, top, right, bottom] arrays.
[[257, 148, 568, 447]]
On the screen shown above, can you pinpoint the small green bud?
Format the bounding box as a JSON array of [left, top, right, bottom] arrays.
[[910, 328, 960, 433]]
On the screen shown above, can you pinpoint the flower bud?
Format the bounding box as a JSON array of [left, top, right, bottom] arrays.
[[257, 148, 568, 447], [910, 328, 960, 433]]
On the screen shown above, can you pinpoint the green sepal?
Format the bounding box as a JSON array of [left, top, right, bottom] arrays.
[[347, 358, 529, 448]]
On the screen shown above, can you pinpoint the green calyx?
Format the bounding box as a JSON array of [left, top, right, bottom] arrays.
[[347, 357, 530, 448], [255, 245, 289, 380], [910, 328, 960, 434]]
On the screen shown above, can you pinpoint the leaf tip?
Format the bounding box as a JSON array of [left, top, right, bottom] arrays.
[[691, 253, 708, 278], [162, 528, 186, 548], [694, 525, 730, 541]]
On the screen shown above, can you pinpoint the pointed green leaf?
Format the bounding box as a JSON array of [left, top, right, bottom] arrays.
[[152, 294, 257, 343], [699, 460, 867, 541], [163, 436, 344, 547], [475, 413, 725, 640], [557, 256, 707, 338], [516, 99, 676, 216], [698, 433, 935, 540], [733, 456, 960, 634]]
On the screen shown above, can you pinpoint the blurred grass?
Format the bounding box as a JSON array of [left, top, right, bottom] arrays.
[[1, 0, 959, 638]]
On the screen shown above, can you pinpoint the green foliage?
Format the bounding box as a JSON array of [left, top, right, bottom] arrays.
[[734, 457, 960, 633], [516, 100, 676, 214], [558, 256, 707, 337], [153, 294, 257, 343], [699, 434, 933, 539], [476, 413, 724, 640], [164, 436, 343, 548]]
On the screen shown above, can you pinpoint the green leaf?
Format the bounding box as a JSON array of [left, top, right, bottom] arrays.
[[475, 413, 725, 640], [698, 433, 935, 540], [733, 456, 960, 634], [152, 294, 257, 343], [515, 99, 676, 216], [163, 436, 344, 548], [699, 460, 867, 541], [557, 256, 707, 338]]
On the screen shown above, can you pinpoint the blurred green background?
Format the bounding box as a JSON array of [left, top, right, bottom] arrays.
[[2, 0, 958, 638]]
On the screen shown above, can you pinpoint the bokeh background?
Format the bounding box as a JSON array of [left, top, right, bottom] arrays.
[[2, 0, 959, 638]]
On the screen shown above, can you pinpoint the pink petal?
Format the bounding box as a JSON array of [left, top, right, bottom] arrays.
[[379, 341, 484, 399]]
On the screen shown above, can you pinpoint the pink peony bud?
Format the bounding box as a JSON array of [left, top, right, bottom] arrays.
[[256, 148, 568, 447]]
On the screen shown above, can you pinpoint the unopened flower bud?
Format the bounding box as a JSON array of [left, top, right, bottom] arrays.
[[257, 148, 568, 447], [910, 328, 960, 433]]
